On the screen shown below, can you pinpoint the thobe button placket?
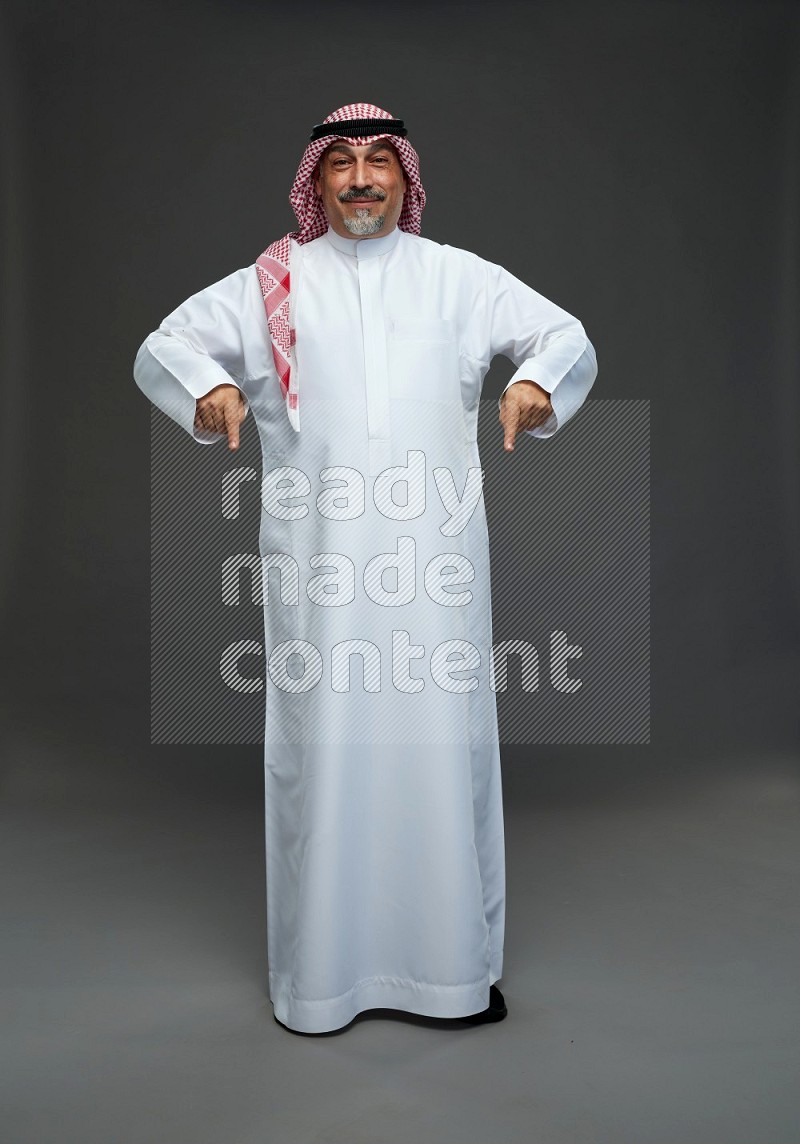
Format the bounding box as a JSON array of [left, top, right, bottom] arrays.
[[323, 226, 398, 477], [356, 254, 392, 477]]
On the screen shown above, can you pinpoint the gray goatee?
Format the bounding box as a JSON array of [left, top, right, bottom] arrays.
[[343, 207, 387, 236]]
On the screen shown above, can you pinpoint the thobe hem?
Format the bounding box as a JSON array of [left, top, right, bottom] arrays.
[[269, 945, 504, 1033]]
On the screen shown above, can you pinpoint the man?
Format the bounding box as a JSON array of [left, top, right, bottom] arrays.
[[133, 102, 597, 1035]]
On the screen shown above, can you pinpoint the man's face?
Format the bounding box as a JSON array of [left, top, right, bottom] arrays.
[[314, 141, 407, 239]]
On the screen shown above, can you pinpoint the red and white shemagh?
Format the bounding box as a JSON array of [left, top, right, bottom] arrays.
[[255, 103, 426, 431]]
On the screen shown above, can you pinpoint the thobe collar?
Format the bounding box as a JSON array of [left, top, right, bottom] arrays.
[[323, 224, 401, 260]]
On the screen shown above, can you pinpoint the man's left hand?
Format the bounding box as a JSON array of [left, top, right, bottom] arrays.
[[499, 380, 553, 451]]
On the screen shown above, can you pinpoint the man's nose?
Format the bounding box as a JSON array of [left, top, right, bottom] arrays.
[[350, 159, 372, 186]]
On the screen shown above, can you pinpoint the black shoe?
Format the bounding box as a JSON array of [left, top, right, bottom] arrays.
[[458, 984, 507, 1024]]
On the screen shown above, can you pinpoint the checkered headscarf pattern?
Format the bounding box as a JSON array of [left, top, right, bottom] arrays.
[[255, 103, 426, 431]]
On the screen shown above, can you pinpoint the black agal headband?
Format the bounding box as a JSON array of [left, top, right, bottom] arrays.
[[309, 118, 408, 141]]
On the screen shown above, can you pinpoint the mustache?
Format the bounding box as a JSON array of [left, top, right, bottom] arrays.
[[337, 188, 386, 202]]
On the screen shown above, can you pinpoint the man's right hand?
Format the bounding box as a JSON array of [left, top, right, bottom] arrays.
[[194, 383, 248, 450]]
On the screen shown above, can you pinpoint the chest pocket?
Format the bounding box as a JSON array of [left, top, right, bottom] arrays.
[[388, 317, 462, 404]]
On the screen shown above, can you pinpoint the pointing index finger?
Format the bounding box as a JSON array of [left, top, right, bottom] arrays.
[[502, 397, 520, 452], [224, 396, 240, 450]]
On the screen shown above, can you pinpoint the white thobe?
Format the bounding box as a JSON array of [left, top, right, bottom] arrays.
[[134, 224, 597, 1032]]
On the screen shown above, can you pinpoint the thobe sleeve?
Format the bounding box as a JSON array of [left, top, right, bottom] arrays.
[[487, 263, 598, 439], [133, 268, 253, 445]]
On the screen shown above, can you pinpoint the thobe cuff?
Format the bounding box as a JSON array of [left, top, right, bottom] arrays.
[[134, 338, 250, 446], [497, 338, 597, 440]]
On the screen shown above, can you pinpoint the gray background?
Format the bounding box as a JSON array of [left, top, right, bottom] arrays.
[[1, 1, 798, 1142]]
